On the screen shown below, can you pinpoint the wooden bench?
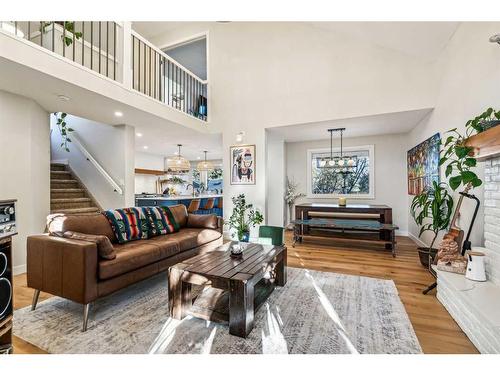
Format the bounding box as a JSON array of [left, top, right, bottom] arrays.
[[291, 218, 399, 257]]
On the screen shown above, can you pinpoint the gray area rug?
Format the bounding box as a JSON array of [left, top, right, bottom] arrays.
[[13, 268, 421, 354]]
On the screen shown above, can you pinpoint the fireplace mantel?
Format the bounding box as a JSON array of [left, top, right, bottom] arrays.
[[466, 125, 500, 161]]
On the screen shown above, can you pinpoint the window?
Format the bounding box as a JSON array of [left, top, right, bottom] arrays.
[[307, 145, 375, 198]]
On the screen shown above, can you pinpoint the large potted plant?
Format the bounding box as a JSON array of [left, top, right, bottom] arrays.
[[227, 194, 264, 242], [411, 181, 454, 267]]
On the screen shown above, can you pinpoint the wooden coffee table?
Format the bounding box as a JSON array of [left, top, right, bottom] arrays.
[[168, 242, 287, 338]]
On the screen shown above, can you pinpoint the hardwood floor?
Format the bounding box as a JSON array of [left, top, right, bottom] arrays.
[[11, 233, 478, 354], [285, 232, 478, 354]]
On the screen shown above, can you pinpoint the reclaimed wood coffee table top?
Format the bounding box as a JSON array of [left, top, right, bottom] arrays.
[[171, 241, 285, 281]]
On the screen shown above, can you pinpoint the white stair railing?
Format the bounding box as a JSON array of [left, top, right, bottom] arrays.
[[70, 132, 124, 195]]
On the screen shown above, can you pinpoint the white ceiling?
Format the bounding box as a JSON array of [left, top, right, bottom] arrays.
[[267, 108, 433, 142], [307, 22, 460, 62], [133, 21, 460, 63], [135, 125, 222, 160]]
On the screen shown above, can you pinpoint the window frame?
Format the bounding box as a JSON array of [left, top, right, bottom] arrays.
[[306, 145, 375, 199]]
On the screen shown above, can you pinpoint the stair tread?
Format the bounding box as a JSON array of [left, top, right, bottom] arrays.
[[51, 171, 71, 174], [50, 207, 100, 214], [51, 179, 78, 182], [51, 188, 85, 192], [51, 198, 91, 203]]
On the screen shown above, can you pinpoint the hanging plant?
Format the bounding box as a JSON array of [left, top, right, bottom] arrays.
[[437, 109, 497, 191], [54, 112, 74, 152], [466, 107, 500, 133]]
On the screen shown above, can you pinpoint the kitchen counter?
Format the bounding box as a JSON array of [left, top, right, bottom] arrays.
[[136, 194, 223, 201], [135, 194, 223, 215]]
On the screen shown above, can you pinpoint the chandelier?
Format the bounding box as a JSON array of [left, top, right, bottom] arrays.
[[317, 128, 357, 173], [165, 144, 191, 174], [196, 151, 214, 171]]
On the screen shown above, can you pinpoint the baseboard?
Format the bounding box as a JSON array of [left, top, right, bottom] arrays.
[[13, 263, 26, 275], [407, 232, 427, 248]]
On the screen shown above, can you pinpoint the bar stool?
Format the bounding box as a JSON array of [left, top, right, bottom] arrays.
[[200, 198, 215, 214], [187, 199, 201, 213], [216, 197, 223, 216]]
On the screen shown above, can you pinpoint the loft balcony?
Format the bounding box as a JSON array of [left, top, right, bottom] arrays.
[[0, 21, 208, 123]]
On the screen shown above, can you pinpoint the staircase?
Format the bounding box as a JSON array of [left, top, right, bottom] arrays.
[[50, 163, 101, 215]]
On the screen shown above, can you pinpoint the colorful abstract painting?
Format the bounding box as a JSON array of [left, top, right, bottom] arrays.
[[407, 133, 440, 195]]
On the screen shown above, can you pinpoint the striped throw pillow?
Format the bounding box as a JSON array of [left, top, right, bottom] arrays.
[[159, 206, 180, 233], [140, 207, 175, 237], [102, 207, 147, 244]]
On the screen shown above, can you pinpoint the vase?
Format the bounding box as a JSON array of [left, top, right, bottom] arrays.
[[239, 231, 250, 242]]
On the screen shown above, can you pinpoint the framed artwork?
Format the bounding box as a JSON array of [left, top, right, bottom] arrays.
[[230, 144, 256, 185], [407, 133, 440, 195]]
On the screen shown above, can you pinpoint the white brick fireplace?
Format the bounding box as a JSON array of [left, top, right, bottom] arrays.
[[436, 156, 500, 353]]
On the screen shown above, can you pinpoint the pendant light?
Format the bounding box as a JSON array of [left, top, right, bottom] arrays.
[[165, 144, 191, 174], [197, 151, 214, 171], [317, 128, 357, 173]]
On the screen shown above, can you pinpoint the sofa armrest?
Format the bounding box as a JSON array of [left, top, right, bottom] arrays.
[[27, 234, 99, 304], [217, 216, 224, 234]]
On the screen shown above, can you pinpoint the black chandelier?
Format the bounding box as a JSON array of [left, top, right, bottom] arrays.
[[317, 128, 358, 174]]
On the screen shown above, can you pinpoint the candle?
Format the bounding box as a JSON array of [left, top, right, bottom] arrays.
[[339, 197, 347, 206]]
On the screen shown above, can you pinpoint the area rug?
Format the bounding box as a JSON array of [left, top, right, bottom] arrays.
[[13, 267, 422, 354]]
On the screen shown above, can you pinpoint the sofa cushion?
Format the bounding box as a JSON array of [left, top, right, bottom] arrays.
[[98, 242, 162, 280], [143, 236, 181, 259], [167, 204, 188, 228], [102, 208, 148, 244], [63, 231, 116, 260], [47, 213, 115, 241], [187, 214, 218, 229], [169, 228, 222, 251], [142, 206, 179, 237]]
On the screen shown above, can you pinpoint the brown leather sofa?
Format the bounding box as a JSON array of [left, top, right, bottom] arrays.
[[26, 204, 223, 331]]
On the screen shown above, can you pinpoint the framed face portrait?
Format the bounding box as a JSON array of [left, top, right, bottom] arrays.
[[230, 144, 256, 185]]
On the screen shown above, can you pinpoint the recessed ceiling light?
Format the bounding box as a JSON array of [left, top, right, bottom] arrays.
[[114, 111, 123, 117], [143, 146, 148, 150], [136, 132, 143, 137], [57, 94, 70, 101]]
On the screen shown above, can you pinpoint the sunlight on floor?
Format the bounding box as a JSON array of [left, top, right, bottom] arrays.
[[261, 302, 288, 354], [293, 249, 359, 354], [148, 316, 188, 354]]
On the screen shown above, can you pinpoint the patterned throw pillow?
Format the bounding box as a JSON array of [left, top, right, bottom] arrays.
[[142, 206, 180, 237], [158, 206, 181, 233], [102, 208, 147, 244]]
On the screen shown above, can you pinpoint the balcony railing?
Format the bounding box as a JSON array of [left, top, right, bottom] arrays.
[[131, 31, 208, 121], [1, 21, 122, 81], [1, 22, 208, 122]]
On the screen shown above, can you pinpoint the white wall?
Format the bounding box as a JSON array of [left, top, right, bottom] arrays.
[[149, 22, 438, 226], [266, 131, 286, 227], [0, 90, 50, 272], [135, 152, 164, 194], [51, 115, 135, 209], [286, 133, 409, 234], [407, 22, 500, 248]]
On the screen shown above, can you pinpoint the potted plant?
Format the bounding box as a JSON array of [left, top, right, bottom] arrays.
[[466, 107, 500, 133], [227, 194, 264, 242], [411, 181, 454, 267], [284, 177, 305, 229]]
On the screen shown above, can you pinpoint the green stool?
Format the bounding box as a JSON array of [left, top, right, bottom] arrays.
[[258, 225, 284, 246]]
